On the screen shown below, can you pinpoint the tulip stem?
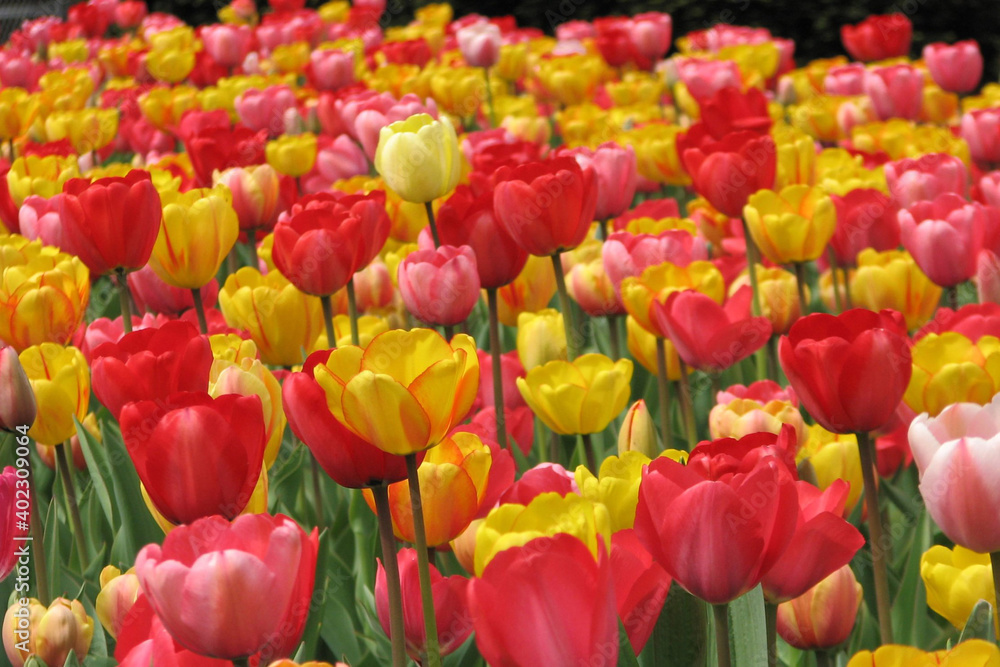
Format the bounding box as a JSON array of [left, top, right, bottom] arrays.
[[486, 288, 509, 451], [320, 294, 337, 349], [483, 67, 497, 129], [607, 315, 621, 360], [115, 269, 133, 334], [764, 601, 778, 667], [191, 287, 209, 334], [766, 336, 779, 381], [948, 285, 959, 311], [828, 249, 844, 314], [793, 262, 810, 316], [815, 652, 834, 667], [654, 337, 673, 451], [443, 324, 455, 340], [580, 432, 598, 472], [713, 603, 732, 667], [405, 453, 442, 667], [56, 442, 88, 562], [310, 453, 325, 529], [346, 278, 361, 346], [742, 221, 766, 381], [246, 229, 259, 269], [676, 359, 699, 449], [990, 551, 1000, 630], [841, 267, 853, 309], [551, 253, 578, 360], [373, 484, 408, 667], [856, 430, 894, 645], [26, 456, 50, 604], [424, 201, 441, 248], [549, 430, 560, 464]]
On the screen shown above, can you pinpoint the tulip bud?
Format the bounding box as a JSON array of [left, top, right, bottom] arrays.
[[618, 399, 657, 458], [3, 598, 94, 667], [95, 566, 140, 639], [776, 564, 862, 650], [0, 347, 36, 432], [516, 309, 567, 371], [266, 133, 319, 178]]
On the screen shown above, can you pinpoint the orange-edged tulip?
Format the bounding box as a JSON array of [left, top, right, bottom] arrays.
[[215, 164, 284, 233], [742, 185, 837, 265], [314, 329, 479, 456], [776, 564, 862, 650], [0, 346, 35, 433], [19, 343, 89, 447], [904, 332, 1000, 417], [3, 598, 93, 667], [95, 566, 140, 640], [621, 260, 725, 338]]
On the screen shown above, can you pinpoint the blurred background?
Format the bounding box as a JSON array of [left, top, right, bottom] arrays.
[[2, 0, 998, 81]]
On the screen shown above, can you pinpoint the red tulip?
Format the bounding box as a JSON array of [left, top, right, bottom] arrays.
[[497, 463, 577, 505], [610, 529, 671, 655], [120, 392, 266, 525], [652, 286, 772, 373], [699, 87, 773, 139], [467, 406, 535, 458], [840, 13, 912, 62], [681, 130, 776, 218], [376, 548, 472, 661], [184, 124, 268, 188], [59, 170, 162, 276], [778, 309, 912, 434], [634, 455, 799, 604], [828, 189, 900, 266], [271, 191, 390, 296], [493, 157, 598, 256], [923, 40, 983, 94], [686, 425, 800, 482], [201, 24, 253, 69], [759, 480, 865, 603], [113, 594, 232, 667], [283, 350, 411, 488], [0, 466, 30, 581], [915, 303, 1000, 341], [468, 533, 618, 667], [468, 141, 546, 196], [134, 513, 317, 661]]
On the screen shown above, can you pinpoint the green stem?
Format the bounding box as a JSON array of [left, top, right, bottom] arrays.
[[580, 432, 597, 473], [320, 294, 337, 349], [857, 430, 894, 645], [948, 285, 959, 311], [443, 324, 455, 340], [346, 277, 361, 346], [990, 551, 1000, 634], [373, 485, 408, 667], [742, 221, 766, 381], [424, 201, 440, 248], [26, 455, 50, 604], [549, 429, 560, 464], [654, 337, 673, 451], [677, 359, 698, 450], [607, 315, 622, 360], [486, 288, 509, 451], [793, 262, 810, 316], [56, 442, 88, 562], [484, 67, 497, 128], [828, 249, 844, 314], [713, 603, 732, 667], [191, 287, 209, 334], [246, 228, 259, 269], [765, 602, 778, 667], [405, 453, 441, 667], [598, 218, 609, 241], [116, 269, 133, 334], [766, 336, 779, 381], [551, 253, 577, 360], [815, 651, 834, 667], [311, 452, 325, 529], [841, 267, 854, 308]]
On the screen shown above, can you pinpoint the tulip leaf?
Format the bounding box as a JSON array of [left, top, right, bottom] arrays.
[[640, 585, 710, 667], [74, 416, 115, 530], [296, 528, 331, 661], [320, 592, 364, 665], [892, 507, 937, 646], [618, 619, 641, 667], [62, 651, 83, 667], [728, 586, 768, 667], [959, 599, 996, 644]]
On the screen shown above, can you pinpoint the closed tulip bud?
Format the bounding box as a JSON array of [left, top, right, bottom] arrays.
[[211, 355, 287, 469], [923, 40, 983, 94], [743, 185, 837, 264], [19, 344, 88, 446], [920, 544, 997, 632], [776, 564, 862, 650], [266, 133, 318, 178], [308, 48, 356, 91], [375, 113, 461, 204], [3, 598, 93, 667], [516, 309, 567, 371], [95, 566, 140, 639], [0, 346, 35, 432], [849, 249, 941, 331], [618, 399, 658, 458], [397, 245, 480, 326]]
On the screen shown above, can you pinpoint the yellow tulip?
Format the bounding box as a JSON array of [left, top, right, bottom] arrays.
[[139, 86, 200, 131], [415, 3, 453, 27], [265, 132, 318, 178], [495, 43, 528, 82], [428, 66, 489, 119], [773, 125, 816, 189], [95, 566, 140, 639], [314, 328, 480, 455], [606, 72, 665, 107], [0, 88, 31, 142], [798, 424, 863, 512], [618, 399, 658, 458], [150, 185, 239, 289], [516, 309, 567, 371], [210, 356, 286, 469], [847, 640, 1000, 666], [814, 147, 887, 195], [49, 39, 89, 64], [905, 333, 1000, 416], [921, 544, 997, 632], [621, 260, 725, 338], [474, 492, 612, 576], [850, 249, 941, 331], [146, 47, 196, 84], [534, 54, 608, 107], [709, 398, 807, 448], [730, 265, 804, 335], [743, 185, 837, 264], [6, 155, 80, 206], [574, 451, 649, 532], [496, 254, 556, 327], [3, 597, 93, 667], [271, 42, 311, 74], [19, 344, 89, 447], [516, 353, 632, 435], [44, 108, 119, 154], [788, 95, 848, 143], [501, 115, 551, 145], [619, 123, 691, 186], [374, 113, 461, 204], [219, 267, 324, 366], [625, 315, 686, 381], [921, 84, 959, 124]]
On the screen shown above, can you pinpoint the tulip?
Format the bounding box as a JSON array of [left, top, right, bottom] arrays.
[[850, 249, 941, 330], [121, 391, 266, 525], [3, 598, 94, 667], [95, 566, 140, 639], [621, 123, 690, 186], [219, 267, 324, 366], [146, 46, 196, 84], [59, 170, 162, 276], [516, 354, 632, 436], [149, 185, 239, 290], [742, 185, 836, 265], [779, 309, 911, 434], [18, 343, 88, 447], [776, 564, 862, 650], [6, 155, 80, 208], [884, 154, 968, 209], [374, 113, 461, 204], [824, 64, 866, 96], [961, 108, 1000, 168], [847, 641, 1000, 665], [134, 513, 318, 661], [267, 133, 318, 179], [516, 309, 567, 371], [921, 544, 996, 632], [201, 23, 253, 69], [398, 245, 480, 326], [621, 260, 726, 338], [635, 455, 799, 604], [468, 534, 618, 667], [603, 229, 709, 300], [214, 164, 284, 233], [864, 64, 924, 121], [315, 329, 479, 456], [898, 193, 986, 288], [492, 157, 598, 257], [376, 548, 471, 661], [575, 451, 649, 532], [923, 40, 983, 94], [558, 142, 639, 222], [828, 189, 900, 266], [18, 194, 69, 250], [653, 286, 772, 373], [681, 130, 776, 218], [840, 13, 912, 62], [709, 395, 806, 447], [609, 529, 672, 655], [456, 21, 501, 68], [496, 254, 557, 326], [308, 48, 356, 91], [567, 254, 623, 317], [0, 466, 29, 581], [184, 125, 268, 188], [534, 53, 607, 107], [0, 347, 35, 433], [234, 85, 299, 138], [618, 399, 658, 457], [210, 350, 286, 469]]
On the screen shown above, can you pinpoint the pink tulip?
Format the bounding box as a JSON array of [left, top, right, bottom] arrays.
[[498, 462, 577, 505], [676, 58, 743, 104], [555, 20, 595, 42], [979, 171, 1000, 208], [397, 245, 480, 326], [0, 348, 35, 434], [909, 394, 1000, 553], [18, 194, 67, 249], [923, 40, 983, 94], [134, 513, 318, 661], [456, 21, 501, 68], [201, 24, 253, 69], [307, 48, 355, 91], [114, 0, 147, 30], [630, 12, 672, 65], [353, 93, 438, 162], [472, 349, 526, 412], [977, 249, 1000, 305], [716, 380, 797, 407], [1, 480, 31, 583], [864, 64, 924, 121], [559, 142, 638, 221], [603, 230, 709, 296], [884, 154, 968, 209], [898, 192, 985, 287], [961, 107, 1000, 167], [823, 63, 866, 96], [234, 85, 298, 138], [127, 265, 219, 317], [301, 134, 369, 194], [468, 405, 535, 457]]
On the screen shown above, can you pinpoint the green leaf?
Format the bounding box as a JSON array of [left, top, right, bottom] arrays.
[[618, 619, 641, 667], [892, 507, 937, 646], [728, 586, 768, 667], [74, 416, 115, 529], [640, 585, 709, 667], [296, 529, 333, 660], [958, 600, 996, 644], [63, 650, 82, 667], [319, 593, 363, 665]]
